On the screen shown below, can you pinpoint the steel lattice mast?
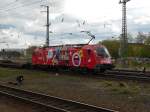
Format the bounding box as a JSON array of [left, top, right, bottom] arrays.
[[41, 5, 50, 47], [119, 0, 130, 58], [46, 6, 49, 47]]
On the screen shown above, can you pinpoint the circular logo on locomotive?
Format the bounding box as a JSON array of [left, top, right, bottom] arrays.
[[72, 52, 81, 67], [47, 49, 53, 59]]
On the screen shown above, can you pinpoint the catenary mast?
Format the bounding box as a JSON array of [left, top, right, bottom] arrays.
[[119, 0, 130, 59]]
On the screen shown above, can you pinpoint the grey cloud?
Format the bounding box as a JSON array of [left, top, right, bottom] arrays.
[[0, 0, 150, 48]]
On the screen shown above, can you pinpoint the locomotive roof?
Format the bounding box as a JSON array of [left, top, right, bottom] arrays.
[[42, 44, 88, 48], [36, 44, 104, 50]]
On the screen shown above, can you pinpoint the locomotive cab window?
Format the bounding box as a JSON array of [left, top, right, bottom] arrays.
[[32, 51, 38, 56], [87, 49, 91, 55], [96, 47, 110, 58]]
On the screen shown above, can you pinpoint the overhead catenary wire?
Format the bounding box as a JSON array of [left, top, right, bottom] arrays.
[[0, 0, 19, 10], [0, 0, 47, 10], [0, 1, 47, 17], [0, 0, 47, 14], [0, 0, 53, 48]]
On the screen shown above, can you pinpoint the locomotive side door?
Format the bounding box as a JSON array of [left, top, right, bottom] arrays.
[[84, 49, 91, 66], [85, 49, 95, 69]]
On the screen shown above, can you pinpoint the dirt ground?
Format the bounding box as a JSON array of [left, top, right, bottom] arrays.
[[0, 67, 150, 112], [0, 95, 45, 112]]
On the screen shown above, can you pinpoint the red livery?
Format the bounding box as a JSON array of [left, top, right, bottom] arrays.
[[32, 44, 114, 72]]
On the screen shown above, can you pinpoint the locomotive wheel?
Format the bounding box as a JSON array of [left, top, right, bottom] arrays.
[[80, 68, 88, 74], [92, 70, 98, 75]]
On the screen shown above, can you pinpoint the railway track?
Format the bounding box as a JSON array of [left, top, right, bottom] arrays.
[[102, 69, 150, 81], [0, 84, 117, 112], [110, 69, 150, 74], [0, 61, 150, 81]]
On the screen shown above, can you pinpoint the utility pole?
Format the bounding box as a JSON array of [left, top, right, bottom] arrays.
[[41, 5, 50, 47], [119, 0, 130, 64]]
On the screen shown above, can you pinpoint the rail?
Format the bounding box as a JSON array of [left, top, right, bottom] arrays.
[[0, 84, 117, 112]]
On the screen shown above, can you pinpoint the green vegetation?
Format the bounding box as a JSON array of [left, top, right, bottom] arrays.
[[0, 67, 143, 96], [100, 32, 150, 58], [101, 40, 120, 58], [103, 81, 141, 95], [24, 46, 37, 62], [101, 40, 150, 58], [0, 67, 48, 80], [100, 38, 150, 69]]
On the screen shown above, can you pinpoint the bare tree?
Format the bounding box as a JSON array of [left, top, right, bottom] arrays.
[[135, 32, 147, 44]]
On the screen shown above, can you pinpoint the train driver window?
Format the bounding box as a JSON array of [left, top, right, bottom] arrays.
[[32, 51, 37, 56], [87, 49, 91, 55]]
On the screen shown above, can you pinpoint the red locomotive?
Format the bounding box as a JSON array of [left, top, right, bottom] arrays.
[[32, 44, 114, 72]]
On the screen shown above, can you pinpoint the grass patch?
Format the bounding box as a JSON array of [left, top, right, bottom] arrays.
[[0, 67, 48, 76], [0, 67, 50, 83], [102, 81, 141, 95], [115, 60, 150, 71], [103, 81, 113, 87]]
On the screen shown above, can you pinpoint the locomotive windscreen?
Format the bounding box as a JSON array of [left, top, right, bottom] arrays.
[[96, 47, 111, 58]]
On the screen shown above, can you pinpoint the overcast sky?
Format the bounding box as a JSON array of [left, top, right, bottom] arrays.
[[0, 0, 150, 49]]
